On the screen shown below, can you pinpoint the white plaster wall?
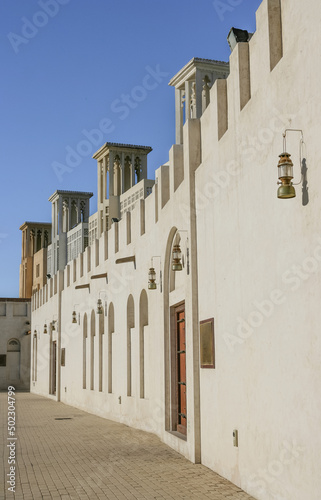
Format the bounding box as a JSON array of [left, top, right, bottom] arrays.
[[196, 0, 321, 499], [30, 0, 321, 498], [31, 125, 201, 464]]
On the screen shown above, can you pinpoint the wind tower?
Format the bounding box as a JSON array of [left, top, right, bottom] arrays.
[[47, 190, 93, 276], [169, 58, 229, 144], [93, 142, 153, 235]]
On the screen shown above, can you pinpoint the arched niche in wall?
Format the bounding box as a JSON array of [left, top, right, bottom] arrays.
[[127, 294, 135, 397], [139, 289, 148, 399], [163, 226, 179, 431], [7, 338, 21, 383], [98, 306, 104, 392], [83, 313, 87, 389], [90, 310, 95, 390], [108, 302, 115, 394]]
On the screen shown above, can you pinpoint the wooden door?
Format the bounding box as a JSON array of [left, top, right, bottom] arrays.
[[176, 306, 186, 435]]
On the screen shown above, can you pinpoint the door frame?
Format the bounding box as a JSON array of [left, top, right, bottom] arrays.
[[170, 301, 187, 436]]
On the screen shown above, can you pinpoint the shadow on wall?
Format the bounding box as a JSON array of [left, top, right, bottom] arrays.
[[301, 158, 309, 206]]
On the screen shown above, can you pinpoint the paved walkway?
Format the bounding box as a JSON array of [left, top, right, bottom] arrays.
[[0, 392, 256, 500]]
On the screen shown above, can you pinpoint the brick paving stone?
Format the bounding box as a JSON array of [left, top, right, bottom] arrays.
[[0, 392, 257, 500]]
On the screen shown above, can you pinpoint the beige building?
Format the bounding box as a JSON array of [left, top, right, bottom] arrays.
[[0, 298, 31, 390], [28, 0, 321, 499], [19, 222, 52, 298]]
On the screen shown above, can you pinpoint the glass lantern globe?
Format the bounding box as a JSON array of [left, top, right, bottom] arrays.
[[277, 152, 296, 199], [97, 299, 103, 314], [148, 267, 157, 289], [172, 244, 183, 271]]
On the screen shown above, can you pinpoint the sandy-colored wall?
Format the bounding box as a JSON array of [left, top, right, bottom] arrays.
[[33, 248, 48, 293]]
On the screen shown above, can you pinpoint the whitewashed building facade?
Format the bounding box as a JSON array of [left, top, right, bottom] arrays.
[[29, 0, 321, 498]]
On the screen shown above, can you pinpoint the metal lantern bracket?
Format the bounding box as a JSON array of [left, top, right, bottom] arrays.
[[173, 230, 189, 275], [282, 129, 305, 186], [72, 304, 80, 325], [149, 256, 162, 292], [97, 291, 108, 315]]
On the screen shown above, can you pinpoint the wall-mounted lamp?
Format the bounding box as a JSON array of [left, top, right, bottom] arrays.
[[148, 267, 157, 289], [148, 256, 162, 291], [172, 231, 189, 273], [72, 304, 80, 324], [97, 291, 107, 315], [97, 299, 103, 314], [277, 129, 304, 199], [277, 152, 295, 199], [43, 323, 48, 334], [172, 244, 183, 271]]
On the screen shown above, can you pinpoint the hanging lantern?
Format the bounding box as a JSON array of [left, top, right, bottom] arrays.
[[97, 298, 103, 314], [172, 244, 183, 271], [72, 311, 77, 323], [51, 321, 56, 331], [43, 324, 48, 334], [277, 152, 296, 199], [148, 267, 157, 290]]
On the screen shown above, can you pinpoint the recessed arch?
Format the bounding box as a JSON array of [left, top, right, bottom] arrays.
[[32, 334, 37, 382], [7, 337, 21, 384], [98, 308, 104, 392], [139, 289, 148, 398], [108, 302, 114, 394], [83, 313, 87, 389], [90, 310, 95, 390], [163, 226, 179, 431], [169, 231, 182, 292], [114, 155, 121, 196], [124, 156, 132, 192], [127, 294, 135, 396], [7, 338, 20, 352]]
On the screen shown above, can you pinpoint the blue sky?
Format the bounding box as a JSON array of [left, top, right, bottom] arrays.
[[0, 0, 262, 297]]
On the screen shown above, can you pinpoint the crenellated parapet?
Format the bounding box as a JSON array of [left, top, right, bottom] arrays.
[[31, 0, 286, 312], [29, 2, 321, 498]]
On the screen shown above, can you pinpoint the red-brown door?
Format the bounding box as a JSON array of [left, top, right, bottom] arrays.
[[176, 308, 186, 435]]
